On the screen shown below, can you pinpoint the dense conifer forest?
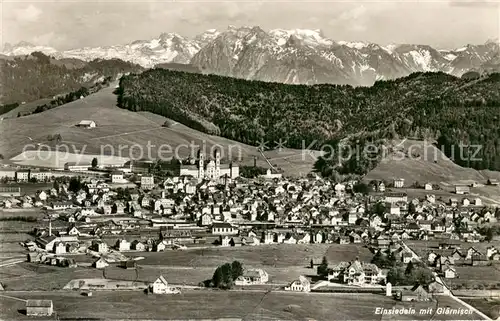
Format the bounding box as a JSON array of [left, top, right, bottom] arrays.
[[116, 69, 500, 176], [0, 52, 143, 106]]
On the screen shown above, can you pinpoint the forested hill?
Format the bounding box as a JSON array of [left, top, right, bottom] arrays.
[[0, 52, 143, 106], [116, 69, 500, 175]]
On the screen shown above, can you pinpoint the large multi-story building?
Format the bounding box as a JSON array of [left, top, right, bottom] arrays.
[[179, 150, 239, 181]]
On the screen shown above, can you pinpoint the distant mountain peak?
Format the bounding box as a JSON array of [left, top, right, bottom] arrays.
[[3, 26, 498, 85]]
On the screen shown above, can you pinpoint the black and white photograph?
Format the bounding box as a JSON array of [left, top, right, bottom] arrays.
[[0, 0, 499, 320]]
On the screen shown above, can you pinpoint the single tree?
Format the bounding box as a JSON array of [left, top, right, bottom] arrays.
[[231, 261, 244, 281], [405, 261, 414, 275], [68, 177, 82, 193], [485, 228, 494, 242], [92, 157, 98, 168], [317, 256, 329, 278], [212, 266, 224, 288]]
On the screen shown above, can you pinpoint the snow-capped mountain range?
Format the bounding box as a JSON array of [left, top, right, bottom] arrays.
[[3, 26, 499, 86]]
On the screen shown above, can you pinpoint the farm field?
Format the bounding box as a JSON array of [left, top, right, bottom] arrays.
[[0, 290, 484, 321], [133, 244, 373, 268], [1, 264, 104, 291], [100, 265, 311, 286], [364, 140, 491, 185], [462, 298, 500, 319], [10, 150, 130, 169], [0, 244, 374, 291], [446, 266, 500, 289]]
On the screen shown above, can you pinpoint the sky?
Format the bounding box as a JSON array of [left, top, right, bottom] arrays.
[[1, 0, 499, 50]]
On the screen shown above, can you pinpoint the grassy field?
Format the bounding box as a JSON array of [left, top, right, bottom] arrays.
[[462, 298, 500, 319], [0, 244, 374, 291], [134, 244, 373, 268], [364, 140, 500, 205], [9, 151, 130, 169], [0, 85, 318, 177], [1, 264, 104, 291], [365, 140, 488, 184], [0, 290, 484, 321]]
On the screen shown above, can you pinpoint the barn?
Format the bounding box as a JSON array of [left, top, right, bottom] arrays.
[[26, 300, 53, 316], [76, 120, 96, 128]]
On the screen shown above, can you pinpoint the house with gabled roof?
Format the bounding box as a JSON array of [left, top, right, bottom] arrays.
[[93, 257, 109, 269], [150, 275, 178, 294], [285, 275, 310, 292], [443, 266, 457, 279]]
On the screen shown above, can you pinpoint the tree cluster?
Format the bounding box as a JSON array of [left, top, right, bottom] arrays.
[[211, 260, 244, 289]]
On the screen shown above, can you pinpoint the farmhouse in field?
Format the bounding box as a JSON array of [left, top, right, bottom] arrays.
[[455, 185, 470, 195], [487, 179, 499, 186], [285, 275, 311, 292], [235, 269, 269, 285], [149, 275, 178, 294], [26, 300, 53, 316], [76, 120, 96, 128], [397, 284, 431, 302], [93, 257, 109, 269]]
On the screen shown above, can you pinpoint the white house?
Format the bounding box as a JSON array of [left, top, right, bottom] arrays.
[[284, 275, 310, 292], [220, 235, 231, 247], [394, 178, 405, 188], [443, 266, 457, 279], [150, 275, 178, 294], [211, 222, 238, 235], [141, 176, 155, 190], [54, 242, 66, 254], [116, 239, 131, 251], [111, 171, 125, 183], [93, 257, 109, 269]]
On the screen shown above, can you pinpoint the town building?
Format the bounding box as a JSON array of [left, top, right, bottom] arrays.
[[179, 150, 239, 181], [394, 178, 405, 188], [141, 176, 155, 190], [16, 170, 30, 182], [211, 222, 238, 235], [111, 171, 125, 183], [0, 187, 21, 197], [64, 162, 91, 171], [328, 260, 384, 285], [384, 193, 408, 204]]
